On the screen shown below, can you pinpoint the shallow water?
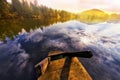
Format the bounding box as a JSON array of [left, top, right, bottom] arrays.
[[0, 20, 120, 80]]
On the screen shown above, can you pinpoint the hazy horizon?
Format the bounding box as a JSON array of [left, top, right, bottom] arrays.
[[7, 0, 120, 13]]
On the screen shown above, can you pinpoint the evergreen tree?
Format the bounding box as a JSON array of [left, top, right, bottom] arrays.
[[11, 0, 22, 16], [0, 0, 10, 18]]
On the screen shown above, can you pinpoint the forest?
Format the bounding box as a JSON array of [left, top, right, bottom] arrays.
[[0, 0, 76, 20], [1, 0, 120, 23]]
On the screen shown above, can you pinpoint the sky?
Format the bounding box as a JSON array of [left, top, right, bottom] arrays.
[[7, 0, 120, 13]]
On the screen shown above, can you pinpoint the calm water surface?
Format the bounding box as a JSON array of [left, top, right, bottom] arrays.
[[0, 18, 69, 40], [0, 20, 120, 80]]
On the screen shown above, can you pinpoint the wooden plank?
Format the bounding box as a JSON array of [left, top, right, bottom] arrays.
[[35, 58, 49, 76], [38, 57, 92, 80]]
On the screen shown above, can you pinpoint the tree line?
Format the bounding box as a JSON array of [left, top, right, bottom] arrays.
[[0, 0, 76, 20]]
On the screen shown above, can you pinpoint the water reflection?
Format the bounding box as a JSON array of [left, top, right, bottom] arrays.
[[0, 18, 70, 40], [0, 20, 120, 80]]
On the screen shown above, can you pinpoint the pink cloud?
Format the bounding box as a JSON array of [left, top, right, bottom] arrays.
[[7, 0, 120, 13]]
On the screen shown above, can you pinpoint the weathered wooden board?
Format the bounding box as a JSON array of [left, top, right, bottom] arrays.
[[38, 57, 92, 80]]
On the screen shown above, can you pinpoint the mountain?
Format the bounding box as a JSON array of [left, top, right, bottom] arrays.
[[109, 13, 120, 22], [77, 9, 109, 23]]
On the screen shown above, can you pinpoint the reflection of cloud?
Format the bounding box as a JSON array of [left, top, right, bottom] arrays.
[[0, 20, 120, 80]]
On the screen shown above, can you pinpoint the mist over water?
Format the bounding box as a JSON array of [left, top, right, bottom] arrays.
[[0, 20, 120, 80]]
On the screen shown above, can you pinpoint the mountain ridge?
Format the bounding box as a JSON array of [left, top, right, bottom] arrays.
[[77, 9, 109, 23], [75, 9, 120, 23]]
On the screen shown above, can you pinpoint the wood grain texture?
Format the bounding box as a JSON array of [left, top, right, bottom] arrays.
[[38, 57, 92, 80]]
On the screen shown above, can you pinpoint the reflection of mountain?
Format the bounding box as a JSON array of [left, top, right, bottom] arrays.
[[77, 9, 109, 23]]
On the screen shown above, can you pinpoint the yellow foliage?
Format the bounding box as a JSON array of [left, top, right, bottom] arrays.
[[78, 9, 109, 23]]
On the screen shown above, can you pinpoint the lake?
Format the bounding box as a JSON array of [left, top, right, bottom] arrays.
[[0, 18, 69, 40], [0, 19, 120, 80]]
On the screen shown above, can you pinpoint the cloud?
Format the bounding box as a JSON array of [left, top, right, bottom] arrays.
[[7, 0, 120, 13], [0, 20, 120, 80], [38, 0, 120, 13]]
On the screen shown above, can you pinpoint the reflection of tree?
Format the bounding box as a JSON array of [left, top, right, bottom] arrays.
[[0, 0, 77, 41], [0, 18, 71, 41]]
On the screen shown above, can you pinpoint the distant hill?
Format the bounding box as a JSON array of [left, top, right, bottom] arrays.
[[77, 9, 109, 23], [109, 13, 120, 22]]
